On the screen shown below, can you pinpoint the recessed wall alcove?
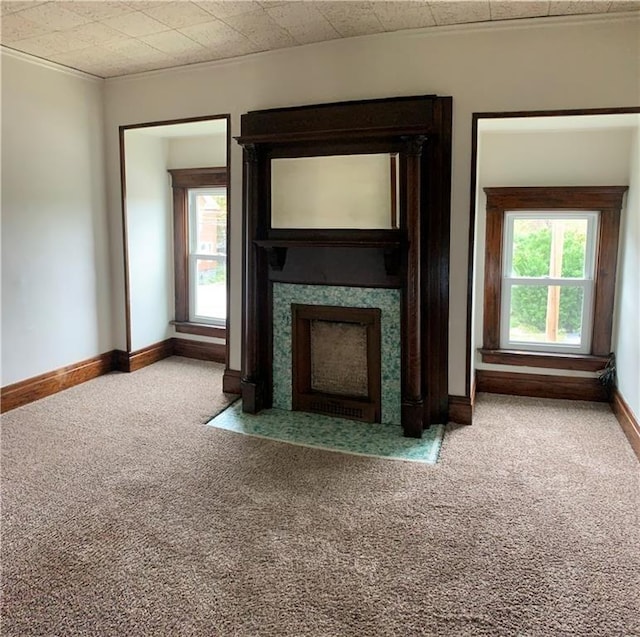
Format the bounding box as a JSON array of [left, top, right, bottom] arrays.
[[236, 95, 452, 438]]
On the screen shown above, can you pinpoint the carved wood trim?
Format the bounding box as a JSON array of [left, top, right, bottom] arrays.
[[476, 369, 608, 402], [238, 95, 452, 435], [172, 321, 226, 339], [2, 342, 229, 413], [483, 186, 628, 209], [118, 128, 132, 352], [390, 154, 398, 229], [611, 389, 640, 462], [169, 167, 228, 327], [478, 349, 609, 371], [423, 97, 452, 425], [168, 167, 227, 188], [592, 206, 621, 355], [223, 369, 242, 394], [400, 135, 426, 436], [482, 186, 627, 357], [239, 143, 269, 413], [1, 352, 117, 413], [239, 96, 439, 141], [173, 187, 189, 323], [448, 395, 473, 426], [483, 203, 503, 351], [125, 339, 175, 372], [173, 338, 225, 363]]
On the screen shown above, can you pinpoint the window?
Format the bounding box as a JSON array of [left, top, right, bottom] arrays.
[[502, 211, 598, 354], [188, 188, 227, 325], [481, 186, 627, 370], [168, 168, 228, 338]]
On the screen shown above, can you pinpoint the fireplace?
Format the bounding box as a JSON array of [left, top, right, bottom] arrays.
[[292, 304, 381, 423], [237, 95, 452, 437]]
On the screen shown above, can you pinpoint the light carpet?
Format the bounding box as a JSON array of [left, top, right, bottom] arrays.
[[2, 356, 639, 636]]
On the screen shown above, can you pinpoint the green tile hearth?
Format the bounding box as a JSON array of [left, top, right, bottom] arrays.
[[207, 401, 444, 464]]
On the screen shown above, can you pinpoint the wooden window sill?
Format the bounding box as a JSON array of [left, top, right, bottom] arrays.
[[478, 349, 609, 372], [172, 321, 226, 339]]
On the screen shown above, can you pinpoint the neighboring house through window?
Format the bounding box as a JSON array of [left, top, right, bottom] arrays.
[[480, 186, 627, 371], [168, 167, 228, 339]]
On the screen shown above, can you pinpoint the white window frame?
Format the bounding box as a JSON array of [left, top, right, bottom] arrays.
[[500, 210, 599, 354], [188, 187, 226, 326]]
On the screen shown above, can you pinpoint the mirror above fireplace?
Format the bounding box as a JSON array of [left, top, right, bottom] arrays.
[[271, 153, 398, 229]]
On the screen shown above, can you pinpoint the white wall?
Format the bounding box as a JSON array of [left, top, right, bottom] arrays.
[[103, 14, 640, 395], [124, 131, 172, 351], [167, 132, 226, 169], [613, 123, 640, 418], [1, 52, 111, 386], [474, 126, 634, 379]]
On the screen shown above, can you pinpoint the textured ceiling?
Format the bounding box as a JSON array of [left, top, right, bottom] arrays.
[[1, 1, 638, 78]]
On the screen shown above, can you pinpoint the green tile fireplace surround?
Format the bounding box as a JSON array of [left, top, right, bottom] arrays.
[[272, 283, 402, 425]]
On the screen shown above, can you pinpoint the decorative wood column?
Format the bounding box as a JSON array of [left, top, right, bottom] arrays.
[[401, 135, 427, 438], [240, 143, 263, 413]]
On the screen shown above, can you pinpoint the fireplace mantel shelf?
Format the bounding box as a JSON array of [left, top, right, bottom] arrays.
[[255, 237, 402, 274]]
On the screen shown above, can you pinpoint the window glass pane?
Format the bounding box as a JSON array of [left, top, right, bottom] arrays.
[[195, 258, 226, 322], [193, 191, 226, 256], [511, 218, 588, 279], [560, 219, 588, 278], [509, 284, 584, 346], [511, 219, 551, 277]]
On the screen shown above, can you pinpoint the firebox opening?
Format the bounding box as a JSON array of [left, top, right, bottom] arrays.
[[292, 304, 381, 423]]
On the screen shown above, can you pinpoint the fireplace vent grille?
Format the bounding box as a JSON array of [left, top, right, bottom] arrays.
[[310, 400, 364, 420]]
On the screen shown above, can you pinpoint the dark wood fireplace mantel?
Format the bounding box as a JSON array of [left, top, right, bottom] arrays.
[[236, 95, 452, 437]]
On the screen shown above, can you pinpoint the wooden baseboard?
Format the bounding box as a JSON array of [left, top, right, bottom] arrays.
[[173, 338, 225, 363], [223, 369, 241, 394], [115, 337, 224, 371], [1, 352, 116, 413], [113, 349, 130, 372], [2, 336, 228, 412], [476, 369, 608, 402], [448, 395, 473, 425], [611, 389, 640, 461], [128, 339, 175, 372]]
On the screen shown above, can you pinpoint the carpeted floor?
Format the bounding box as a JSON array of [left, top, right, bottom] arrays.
[[1, 356, 638, 636]]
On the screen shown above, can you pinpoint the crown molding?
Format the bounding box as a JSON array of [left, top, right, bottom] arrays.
[[0, 45, 103, 83], [404, 9, 640, 40]]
